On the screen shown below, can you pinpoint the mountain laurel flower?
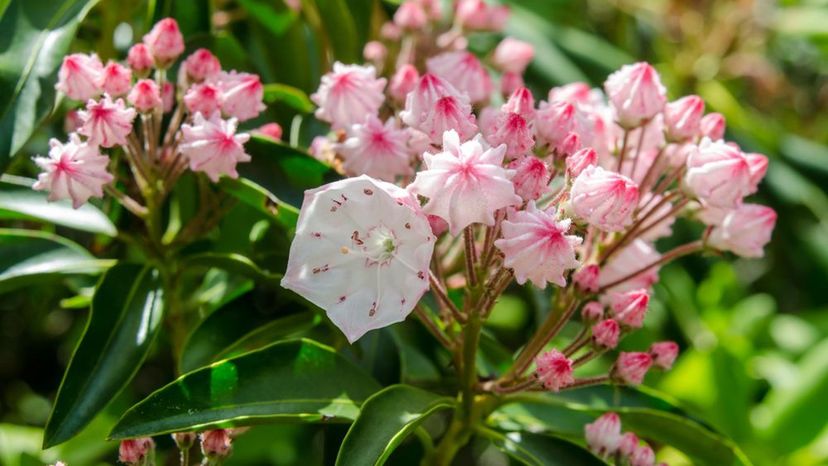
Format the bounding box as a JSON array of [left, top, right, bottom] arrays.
[[184, 48, 221, 82], [493, 37, 534, 74], [389, 64, 419, 103], [630, 445, 656, 466], [128, 79, 162, 113], [312, 62, 386, 130], [488, 111, 534, 158], [581, 301, 604, 322], [535, 100, 575, 149], [401, 73, 477, 143], [33, 135, 114, 208], [255, 122, 283, 141], [127, 43, 154, 74], [200, 429, 232, 458], [664, 95, 704, 142], [570, 165, 639, 231], [281, 176, 435, 343], [557, 131, 581, 157], [509, 155, 550, 202], [495, 202, 581, 288], [618, 432, 640, 457], [707, 203, 776, 258], [500, 71, 524, 98], [98, 61, 132, 97], [604, 62, 666, 128], [143, 18, 185, 66], [502, 87, 535, 119], [426, 50, 493, 104], [685, 138, 752, 208], [393, 1, 428, 30], [584, 413, 622, 458], [535, 349, 574, 391], [592, 318, 620, 348], [118, 438, 155, 465], [216, 71, 266, 122], [455, 0, 509, 31], [363, 41, 387, 63], [183, 82, 222, 116], [78, 95, 137, 148], [56, 53, 103, 101], [745, 152, 769, 194], [339, 115, 413, 181], [600, 239, 660, 292], [409, 130, 520, 235], [649, 341, 679, 370], [699, 112, 726, 140], [613, 352, 653, 385], [180, 113, 251, 182], [610, 289, 650, 328], [566, 147, 598, 178], [573, 263, 600, 293]]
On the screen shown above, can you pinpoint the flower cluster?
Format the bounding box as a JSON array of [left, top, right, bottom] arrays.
[[38, 18, 269, 209], [585, 413, 666, 466], [283, 1, 777, 462]]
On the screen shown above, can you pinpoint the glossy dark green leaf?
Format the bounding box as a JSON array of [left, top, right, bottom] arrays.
[[480, 429, 606, 466], [218, 177, 299, 234], [43, 264, 164, 447], [336, 385, 455, 466], [110, 339, 381, 439], [0, 0, 99, 169], [237, 135, 334, 206], [238, 0, 298, 37], [263, 83, 314, 113], [180, 252, 283, 285], [0, 176, 116, 236], [389, 327, 441, 384], [311, 0, 360, 63], [0, 228, 111, 293]]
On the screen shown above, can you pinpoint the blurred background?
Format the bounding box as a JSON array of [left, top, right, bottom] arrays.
[[1, 0, 827, 465]]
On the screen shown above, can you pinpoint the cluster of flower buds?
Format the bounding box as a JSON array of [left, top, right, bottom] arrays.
[[117, 429, 235, 465], [38, 18, 269, 210], [118, 437, 155, 465], [585, 413, 667, 466]]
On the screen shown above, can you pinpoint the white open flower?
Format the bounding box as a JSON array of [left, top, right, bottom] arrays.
[[281, 175, 435, 342]]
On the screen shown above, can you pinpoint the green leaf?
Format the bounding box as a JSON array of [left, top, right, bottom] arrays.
[[0, 228, 111, 293], [109, 339, 381, 439], [0, 176, 116, 236], [263, 83, 314, 113], [311, 0, 360, 63], [480, 428, 606, 466], [43, 264, 164, 447], [0, 0, 99, 169], [336, 385, 455, 466], [237, 0, 298, 37], [218, 177, 299, 234], [180, 252, 283, 285]]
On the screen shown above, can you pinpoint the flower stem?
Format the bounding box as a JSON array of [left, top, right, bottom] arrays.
[[464, 226, 478, 287], [598, 239, 704, 292]]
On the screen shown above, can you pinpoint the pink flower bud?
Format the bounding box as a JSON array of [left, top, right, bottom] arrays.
[[618, 432, 640, 457], [98, 61, 132, 97], [180, 113, 251, 182], [455, 0, 509, 31], [664, 95, 704, 142], [118, 438, 155, 465], [581, 301, 604, 321], [573, 264, 600, 293], [699, 112, 726, 140], [488, 112, 534, 159], [592, 318, 620, 348], [339, 115, 413, 181], [127, 44, 154, 74], [184, 48, 221, 82], [380, 22, 402, 40], [172, 432, 197, 449], [428, 214, 448, 237], [495, 202, 581, 288], [128, 79, 162, 113], [509, 156, 550, 202], [56, 53, 103, 101], [566, 147, 598, 178], [312, 62, 386, 130], [389, 64, 419, 103], [493, 37, 534, 74], [557, 131, 581, 157], [401, 73, 477, 143], [685, 138, 752, 208], [64, 109, 83, 133], [500, 71, 524, 97], [600, 239, 660, 293], [201, 429, 232, 458], [630, 444, 656, 466], [394, 1, 427, 30], [610, 289, 650, 328], [363, 41, 387, 63], [216, 71, 266, 122], [548, 82, 593, 105], [426, 50, 493, 104], [78, 95, 137, 148], [649, 341, 679, 370], [604, 62, 666, 128], [570, 165, 639, 232], [161, 82, 174, 112], [255, 122, 283, 141], [502, 87, 535, 120], [613, 352, 653, 385], [535, 349, 574, 391], [535, 100, 575, 148], [745, 152, 768, 194], [183, 82, 221, 116], [708, 203, 776, 258], [32, 134, 114, 209], [143, 18, 185, 66], [584, 412, 622, 457]]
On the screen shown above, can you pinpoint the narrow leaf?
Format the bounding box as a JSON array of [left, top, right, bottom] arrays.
[[263, 83, 314, 113], [481, 428, 606, 466]]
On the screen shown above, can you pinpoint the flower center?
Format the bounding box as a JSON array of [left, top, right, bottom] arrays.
[[362, 225, 397, 265]]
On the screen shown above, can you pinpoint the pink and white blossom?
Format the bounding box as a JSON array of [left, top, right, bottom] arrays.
[[745, 152, 769, 194], [685, 138, 752, 208], [574, 264, 600, 293], [143, 18, 185, 66], [98, 61, 132, 97], [535, 349, 574, 391], [56, 53, 103, 101], [700, 112, 726, 140], [584, 413, 622, 458], [184, 82, 222, 116], [312, 63, 386, 130], [179, 113, 251, 182], [255, 122, 283, 141], [408, 130, 520, 235], [184, 49, 221, 82], [509, 156, 550, 202], [281, 176, 435, 343], [664, 95, 704, 142], [216, 71, 266, 122], [389, 65, 419, 103], [566, 147, 598, 178], [630, 445, 656, 466], [200, 430, 232, 458], [455, 0, 509, 31], [426, 50, 493, 104], [487, 111, 534, 158], [650, 341, 679, 370], [600, 240, 661, 293], [394, 1, 427, 30], [581, 301, 604, 322], [400, 73, 477, 143], [570, 165, 639, 231], [613, 352, 652, 385], [618, 432, 640, 457], [535, 100, 575, 149], [119, 438, 155, 465], [127, 43, 154, 74], [592, 318, 620, 348], [500, 71, 524, 97], [493, 38, 534, 74], [604, 62, 666, 128], [610, 289, 650, 328], [707, 204, 776, 258], [78, 95, 137, 148], [33, 135, 114, 208], [161, 82, 174, 112], [495, 202, 581, 288], [339, 115, 412, 181], [128, 79, 162, 113]]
